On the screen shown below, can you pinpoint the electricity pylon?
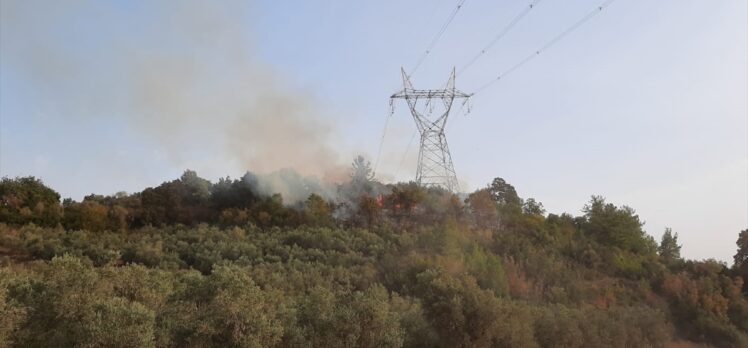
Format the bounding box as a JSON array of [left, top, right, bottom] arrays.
[[391, 68, 470, 192]]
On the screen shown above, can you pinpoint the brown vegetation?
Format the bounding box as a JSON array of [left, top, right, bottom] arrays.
[[1, 166, 747, 347]]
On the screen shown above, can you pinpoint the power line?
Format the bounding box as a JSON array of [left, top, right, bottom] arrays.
[[424, 0, 448, 27], [471, 0, 618, 95], [395, 130, 418, 179], [372, 101, 396, 177], [457, 0, 543, 76], [410, 0, 468, 77]]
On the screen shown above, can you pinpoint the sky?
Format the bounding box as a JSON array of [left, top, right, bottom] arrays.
[[1, 0, 746, 262]]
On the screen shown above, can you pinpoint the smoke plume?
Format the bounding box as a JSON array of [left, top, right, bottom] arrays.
[[1, 0, 351, 201]]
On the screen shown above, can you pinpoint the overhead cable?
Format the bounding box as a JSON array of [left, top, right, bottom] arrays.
[[410, 0, 469, 77], [457, 0, 543, 76], [471, 0, 618, 95]]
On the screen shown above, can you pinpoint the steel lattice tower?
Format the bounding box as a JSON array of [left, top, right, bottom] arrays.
[[391, 68, 470, 192]]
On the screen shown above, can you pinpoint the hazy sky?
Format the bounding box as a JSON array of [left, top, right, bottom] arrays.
[[1, 0, 746, 262]]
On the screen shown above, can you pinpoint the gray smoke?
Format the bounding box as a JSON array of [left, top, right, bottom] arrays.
[[243, 169, 339, 205], [1, 0, 352, 202]]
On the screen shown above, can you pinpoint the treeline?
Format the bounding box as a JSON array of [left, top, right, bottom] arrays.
[[1, 162, 748, 347], [1, 170, 328, 230], [0, 160, 460, 231]]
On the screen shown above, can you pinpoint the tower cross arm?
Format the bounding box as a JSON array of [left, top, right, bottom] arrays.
[[390, 89, 471, 99]]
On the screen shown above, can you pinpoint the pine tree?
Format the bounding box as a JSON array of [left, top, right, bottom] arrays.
[[658, 228, 682, 264]]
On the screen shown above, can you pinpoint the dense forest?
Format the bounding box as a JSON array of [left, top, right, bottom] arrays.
[[1, 157, 747, 347]]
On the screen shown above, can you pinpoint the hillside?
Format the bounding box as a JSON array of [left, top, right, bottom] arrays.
[[1, 166, 747, 347]]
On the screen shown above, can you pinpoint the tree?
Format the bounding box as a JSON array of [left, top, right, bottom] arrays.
[[179, 170, 211, 203], [211, 175, 257, 211], [190, 265, 285, 347], [339, 156, 377, 209], [8, 255, 156, 347], [357, 195, 382, 227], [414, 269, 537, 347], [295, 285, 404, 348], [351, 155, 374, 184], [580, 196, 659, 279], [0, 272, 26, 347], [522, 198, 545, 215], [488, 178, 521, 206], [735, 229, 748, 269], [658, 228, 682, 265], [465, 189, 498, 229], [62, 200, 109, 232], [0, 176, 62, 226], [386, 183, 427, 225], [735, 229, 748, 293], [140, 170, 213, 226], [582, 196, 653, 254], [305, 193, 333, 226]]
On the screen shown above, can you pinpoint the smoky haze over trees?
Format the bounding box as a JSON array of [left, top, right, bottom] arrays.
[[1, 165, 747, 347], [0, 0, 350, 182]]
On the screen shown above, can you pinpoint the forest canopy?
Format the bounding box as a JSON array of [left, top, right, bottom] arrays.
[[1, 165, 747, 348]]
